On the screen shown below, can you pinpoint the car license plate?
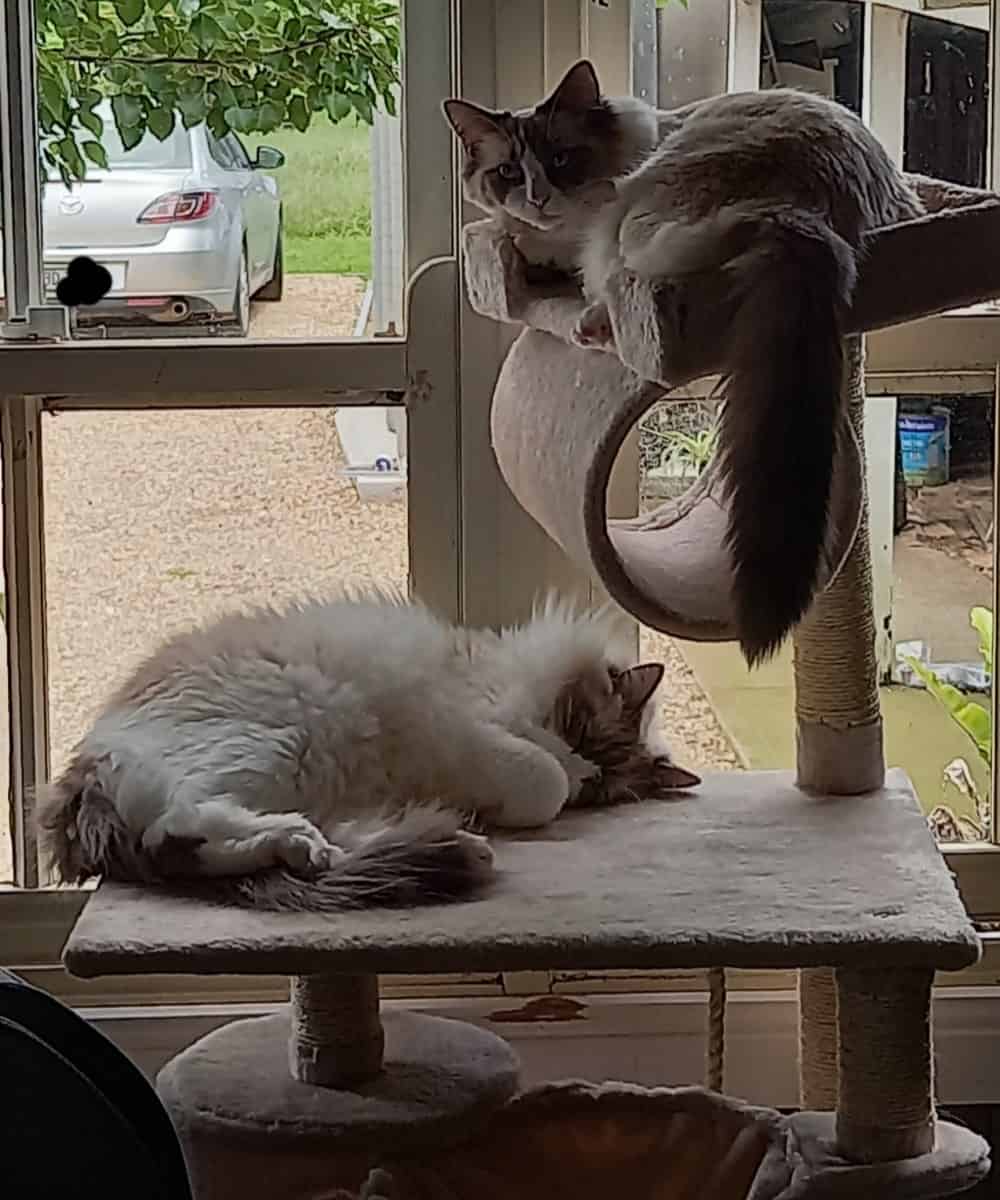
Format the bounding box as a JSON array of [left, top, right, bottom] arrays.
[[43, 261, 125, 295]]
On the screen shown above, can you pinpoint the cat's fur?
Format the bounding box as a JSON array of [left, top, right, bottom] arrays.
[[444, 63, 923, 665], [38, 589, 698, 911]]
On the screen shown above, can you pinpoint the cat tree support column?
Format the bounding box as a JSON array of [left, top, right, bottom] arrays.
[[792, 336, 934, 1162], [289, 973, 385, 1085], [793, 336, 882, 1111]]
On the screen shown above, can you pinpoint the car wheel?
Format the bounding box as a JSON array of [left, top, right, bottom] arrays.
[[225, 244, 251, 337], [256, 227, 284, 302]]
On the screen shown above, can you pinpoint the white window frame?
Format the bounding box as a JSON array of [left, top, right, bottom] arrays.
[[0, 0, 471, 993]]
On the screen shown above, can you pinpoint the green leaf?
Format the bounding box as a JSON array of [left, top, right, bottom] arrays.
[[57, 135, 86, 179], [190, 12, 224, 49], [905, 656, 992, 766], [177, 91, 209, 127], [257, 100, 282, 132], [146, 105, 175, 140], [111, 93, 143, 132], [78, 106, 103, 138], [82, 139, 109, 168], [288, 94, 309, 132], [326, 91, 352, 122], [119, 123, 145, 150], [116, 0, 144, 27], [223, 105, 258, 133], [971, 606, 993, 673]]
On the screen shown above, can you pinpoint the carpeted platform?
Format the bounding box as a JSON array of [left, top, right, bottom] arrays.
[[64, 768, 978, 979]]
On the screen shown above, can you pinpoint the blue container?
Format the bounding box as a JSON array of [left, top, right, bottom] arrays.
[[899, 407, 950, 487]]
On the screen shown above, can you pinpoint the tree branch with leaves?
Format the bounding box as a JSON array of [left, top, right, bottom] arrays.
[[38, 0, 400, 183]]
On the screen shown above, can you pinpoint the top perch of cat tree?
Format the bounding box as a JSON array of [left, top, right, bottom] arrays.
[[473, 175, 1000, 643]]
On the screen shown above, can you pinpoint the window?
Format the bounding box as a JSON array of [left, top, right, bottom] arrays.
[[648, 0, 1000, 924], [5, 0, 1000, 1012], [28, 0, 405, 343], [0, 0, 467, 1000]]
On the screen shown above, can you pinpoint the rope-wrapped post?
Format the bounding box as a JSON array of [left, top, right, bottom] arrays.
[[705, 966, 727, 1092], [836, 968, 935, 1162], [798, 967, 839, 1110], [792, 335, 884, 797], [792, 335, 885, 1111], [288, 973, 385, 1087]]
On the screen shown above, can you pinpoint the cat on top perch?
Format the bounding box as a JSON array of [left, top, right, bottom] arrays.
[[444, 62, 921, 666], [39, 588, 697, 913]]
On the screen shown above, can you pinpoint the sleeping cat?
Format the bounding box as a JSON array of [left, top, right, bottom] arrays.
[[444, 63, 923, 665], [38, 589, 698, 911]]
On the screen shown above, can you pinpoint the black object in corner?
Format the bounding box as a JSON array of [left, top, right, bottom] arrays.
[[0, 968, 193, 1199]]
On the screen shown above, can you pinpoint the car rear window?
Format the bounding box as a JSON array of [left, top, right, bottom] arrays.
[[100, 121, 193, 170]]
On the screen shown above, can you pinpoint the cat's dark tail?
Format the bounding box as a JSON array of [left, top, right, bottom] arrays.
[[719, 212, 857, 667], [37, 766, 493, 911]]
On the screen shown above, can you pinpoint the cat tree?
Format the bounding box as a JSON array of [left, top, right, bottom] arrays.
[[59, 174, 1000, 1200]]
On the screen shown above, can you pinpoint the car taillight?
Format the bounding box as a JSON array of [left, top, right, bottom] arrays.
[[137, 191, 217, 224]]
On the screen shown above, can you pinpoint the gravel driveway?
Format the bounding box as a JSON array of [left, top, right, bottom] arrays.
[[0, 273, 736, 882]]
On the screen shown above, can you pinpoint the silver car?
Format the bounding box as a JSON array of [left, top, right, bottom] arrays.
[[42, 111, 285, 335]]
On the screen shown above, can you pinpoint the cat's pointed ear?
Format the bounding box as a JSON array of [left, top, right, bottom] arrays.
[[657, 761, 701, 790], [615, 662, 664, 711], [547, 60, 602, 112], [442, 99, 506, 154]]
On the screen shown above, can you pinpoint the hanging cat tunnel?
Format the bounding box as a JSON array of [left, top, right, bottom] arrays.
[[479, 175, 1000, 643]]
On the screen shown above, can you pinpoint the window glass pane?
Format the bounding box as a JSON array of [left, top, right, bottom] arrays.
[[891, 390, 993, 843], [760, 0, 866, 113], [35, 2, 404, 341], [637, 387, 995, 844], [43, 404, 407, 771], [903, 12, 989, 189]]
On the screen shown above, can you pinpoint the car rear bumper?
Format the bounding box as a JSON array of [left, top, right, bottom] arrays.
[[44, 229, 237, 320]]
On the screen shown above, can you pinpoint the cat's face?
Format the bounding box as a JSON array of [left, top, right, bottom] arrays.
[[442, 60, 622, 233], [549, 661, 700, 807]]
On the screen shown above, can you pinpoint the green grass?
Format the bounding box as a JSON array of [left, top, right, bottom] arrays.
[[247, 117, 371, 276]]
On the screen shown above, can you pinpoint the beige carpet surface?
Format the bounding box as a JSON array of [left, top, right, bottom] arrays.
[[65, 768, 977, 978]]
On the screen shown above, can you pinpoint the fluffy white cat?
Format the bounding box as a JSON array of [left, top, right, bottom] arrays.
[[39, 589, 698, 910]]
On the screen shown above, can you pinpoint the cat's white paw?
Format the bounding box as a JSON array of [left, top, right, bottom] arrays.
[[276, 830, 340, 874], [572, 302, 614, 349], [456, 830, 495, 881]]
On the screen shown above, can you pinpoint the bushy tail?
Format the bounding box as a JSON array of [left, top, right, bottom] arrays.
[[205, 808, 494, 912], [37, 763, 493, 911], [718, 213, 857, 666]]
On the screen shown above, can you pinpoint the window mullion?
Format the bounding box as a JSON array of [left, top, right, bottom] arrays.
[[0, 0, 43, 320], [2, 396, 50, 887], [993, 364, 999, 844]]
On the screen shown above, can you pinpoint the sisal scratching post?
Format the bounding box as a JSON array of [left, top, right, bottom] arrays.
[[289, 973, 385, 1086], [792, 335, 884, 1115], [836, 967, 936, 1162], [792, 335, 884, 798], [798, 967, 839, 1111]]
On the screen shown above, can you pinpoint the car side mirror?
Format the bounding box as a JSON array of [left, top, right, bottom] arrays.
[[253, 146, 285, 170]]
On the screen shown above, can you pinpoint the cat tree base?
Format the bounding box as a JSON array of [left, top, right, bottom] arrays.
[[156, 1009, 520, 1200]]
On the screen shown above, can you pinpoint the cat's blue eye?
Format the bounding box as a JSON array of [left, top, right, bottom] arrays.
[[497, 162, 523, 182]]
